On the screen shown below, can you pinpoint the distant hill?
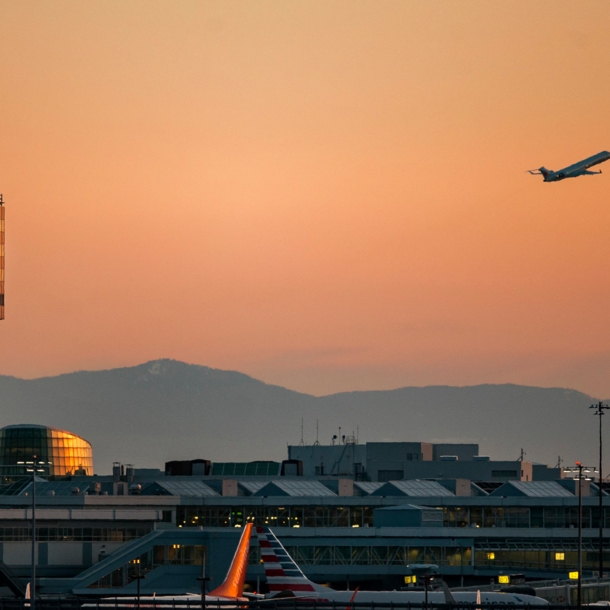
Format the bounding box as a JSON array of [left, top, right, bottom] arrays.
[[0, 359, 605, 474]]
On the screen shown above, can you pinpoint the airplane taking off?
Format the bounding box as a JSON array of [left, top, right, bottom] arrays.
[[256, 526, 549, 606], [528, 151, 610, 182]]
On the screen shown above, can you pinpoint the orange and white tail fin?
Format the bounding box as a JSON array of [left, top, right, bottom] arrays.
[[208, 523, 253, 599]]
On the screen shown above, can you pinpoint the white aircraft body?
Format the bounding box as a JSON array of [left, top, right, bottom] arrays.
[[256, 526, 549, 606], [528, 150, 610, 182]]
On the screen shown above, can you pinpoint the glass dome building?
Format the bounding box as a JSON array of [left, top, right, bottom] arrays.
[[0, 424, 93, 477]]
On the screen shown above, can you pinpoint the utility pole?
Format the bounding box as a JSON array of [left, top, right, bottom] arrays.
[[591, 401, 609, 578]]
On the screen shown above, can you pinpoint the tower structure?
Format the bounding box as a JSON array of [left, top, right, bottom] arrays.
[[0, 194, 4, 320]]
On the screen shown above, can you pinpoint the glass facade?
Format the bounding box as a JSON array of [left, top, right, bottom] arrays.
[[0, 202, 4, 320], [0, 526, 152, 542], [176, 504, 610, 530], [177, 505, 376, 528], [0, 425, 94, 477]]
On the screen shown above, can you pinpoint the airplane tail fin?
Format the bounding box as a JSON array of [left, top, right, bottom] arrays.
[[538, 167, 551, 178], [440, 580, 457, 605], [256, 526, 326, 595], [208, 523, 253, 599]]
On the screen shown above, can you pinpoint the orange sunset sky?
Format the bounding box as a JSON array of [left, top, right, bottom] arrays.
[[1, 1, 610, 397]]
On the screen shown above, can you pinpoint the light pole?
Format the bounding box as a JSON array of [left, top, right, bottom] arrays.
[[407, 564, 438, 610], [30, 458, 35, 610], [590, 401, 609, 578], [0, 459, 50, 607], [131, 558, 145, 610], [564, 462, 598, 610], [25, 458, 50, 610], [196, 548, 210, 610]]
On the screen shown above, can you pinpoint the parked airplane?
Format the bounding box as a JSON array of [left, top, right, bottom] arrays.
[[528, 151, 610, 182], [256, 526, 549, 606], [83, 522, 254, 607]]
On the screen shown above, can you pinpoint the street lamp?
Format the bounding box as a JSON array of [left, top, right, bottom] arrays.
[[563, 462, 598, 610], [590, 401, 609, 578]]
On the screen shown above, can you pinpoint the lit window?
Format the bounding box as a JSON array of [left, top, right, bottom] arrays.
[[555, 552, 565, 561], [498, 575, 510, 584], [569, 571, 579, 580], [486, 552, 495, 560]]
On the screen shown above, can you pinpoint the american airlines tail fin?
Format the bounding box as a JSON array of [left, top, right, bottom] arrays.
[[256, 526, 327, 595], [208, 522, 253, 599]]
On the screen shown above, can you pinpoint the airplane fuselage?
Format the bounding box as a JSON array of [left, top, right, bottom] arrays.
[[532, 150, 610, 182], [280, 590, 549, 606]]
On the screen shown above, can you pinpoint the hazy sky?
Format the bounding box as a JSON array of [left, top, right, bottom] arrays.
[[1, 1, 610, 397]]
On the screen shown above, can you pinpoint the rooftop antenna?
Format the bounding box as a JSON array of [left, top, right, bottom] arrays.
[[518, 448, 526, 461], [299, 418, 305, 446], [555, 456, 562, 469], [313, 420, 320, 446]]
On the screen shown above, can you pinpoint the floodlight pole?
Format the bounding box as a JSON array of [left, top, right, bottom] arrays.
[[591, 401, 609, 578]]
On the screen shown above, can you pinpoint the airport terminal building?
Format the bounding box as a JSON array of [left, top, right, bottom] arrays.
[[0, 427, 608, 598]]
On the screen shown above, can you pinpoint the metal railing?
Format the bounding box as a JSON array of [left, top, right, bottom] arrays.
[[0, 600, 586, 610]]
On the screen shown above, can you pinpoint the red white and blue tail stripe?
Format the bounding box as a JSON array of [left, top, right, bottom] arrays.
[[256, 526, 323, 595]]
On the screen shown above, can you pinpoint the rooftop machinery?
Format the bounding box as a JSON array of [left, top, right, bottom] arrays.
[[0, 194, 4, 320]]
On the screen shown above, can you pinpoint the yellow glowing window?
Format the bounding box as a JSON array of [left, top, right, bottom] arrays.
[[569, 571, 579, 580], [555, 552, 565, 561], [498, 575, 510, 584], [404, 575, 417, 584], [486, 552, 495, 560]]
